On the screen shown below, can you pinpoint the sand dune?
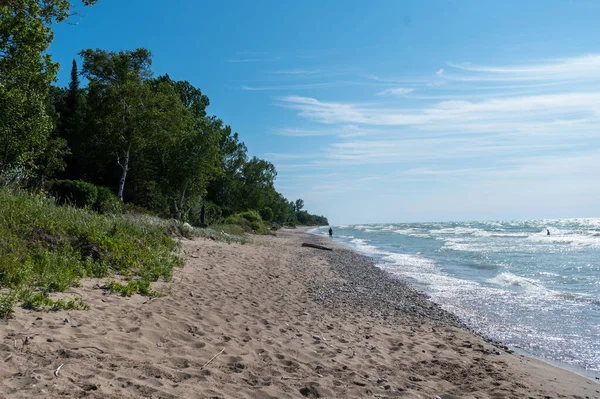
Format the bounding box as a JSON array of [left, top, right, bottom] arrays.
[[0, 229, 598, 398]]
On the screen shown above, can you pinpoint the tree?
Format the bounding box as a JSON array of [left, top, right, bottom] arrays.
[[0, 1, 96, 175], [238, 157, 277, 212], [205, 126, 248, 215], [295, 198, 304, 213], [144, 77, 221, 220], [80, 48, 153, 201]]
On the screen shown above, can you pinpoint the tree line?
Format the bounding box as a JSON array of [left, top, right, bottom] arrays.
[[0, 0, 328, 227]]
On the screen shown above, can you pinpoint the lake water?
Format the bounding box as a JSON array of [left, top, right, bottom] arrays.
[[309, 219, 600, 378]]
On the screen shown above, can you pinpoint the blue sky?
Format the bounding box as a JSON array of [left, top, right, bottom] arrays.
[[51, 0, 600, 224]]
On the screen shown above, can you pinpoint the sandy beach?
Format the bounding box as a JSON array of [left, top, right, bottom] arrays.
[[0, 229, 598, 398]]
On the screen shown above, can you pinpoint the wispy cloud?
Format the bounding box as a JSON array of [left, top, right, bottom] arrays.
[[272, 69, 322, 75], [376, 88, 414, 96], [443, 54, 600, 82], [241, 82, 348, 91], [273, 125, 373, 137], [279, 92, 600, 129], [270, 53, 600, 189], [227, 55, 281, 63]]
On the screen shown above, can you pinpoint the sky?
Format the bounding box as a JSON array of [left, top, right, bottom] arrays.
[[51, 0, 600, 224]]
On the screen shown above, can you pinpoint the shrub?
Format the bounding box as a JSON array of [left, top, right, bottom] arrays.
[[223, 210, 272, 235], [260, 207, 273, 222], [237, 210, 262, 224], [52, 179, 98, 208], [95, 186, 122, 214], [187, 199, 222, 226]]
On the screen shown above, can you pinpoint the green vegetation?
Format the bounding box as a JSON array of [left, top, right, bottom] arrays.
[[0, 188, 183, 317], [0, 1, 328, 316], [105, 280, 158, 297]]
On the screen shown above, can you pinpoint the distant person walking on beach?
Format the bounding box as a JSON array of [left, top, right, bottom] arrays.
[[328, 227, 333, 237], [547, 229, 550, 236]]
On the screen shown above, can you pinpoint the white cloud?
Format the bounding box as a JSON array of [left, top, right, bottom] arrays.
[[269, 54, 600, 221], [376, 87, 414, 96], [272, 69, 321, 75], [279, 92, 600, 130], [444, 54, 600, 82]]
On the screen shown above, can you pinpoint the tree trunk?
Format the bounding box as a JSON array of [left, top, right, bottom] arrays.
[[174, 183, 188, 221], [117, 141, 131, 202]]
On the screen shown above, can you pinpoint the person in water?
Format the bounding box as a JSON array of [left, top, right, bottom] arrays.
[[328, 227, 333, 237], [547, 229, 550, 236]]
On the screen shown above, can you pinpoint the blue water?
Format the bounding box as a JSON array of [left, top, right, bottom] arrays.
[[308, 219, 600, 378]]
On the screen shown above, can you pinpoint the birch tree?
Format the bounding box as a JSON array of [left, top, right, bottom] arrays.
[[80, 48, 152, 201]]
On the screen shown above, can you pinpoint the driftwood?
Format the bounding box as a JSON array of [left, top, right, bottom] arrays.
[[54, 363, 64, 377], [301, 243, 333, 251], [201, 348, 225, 369]]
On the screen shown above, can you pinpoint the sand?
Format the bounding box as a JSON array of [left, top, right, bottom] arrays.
[[0, 229, 598, 398]]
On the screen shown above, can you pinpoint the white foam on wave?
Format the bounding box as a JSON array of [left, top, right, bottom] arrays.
[[433, 227, 482, 235], [526, 233, 600, 248], [472, 230, 528, 238], [487, 272, 555, 297], [391, 228, 431, 239], [305, 227, 321, 234], [349, 237, 385, 256]]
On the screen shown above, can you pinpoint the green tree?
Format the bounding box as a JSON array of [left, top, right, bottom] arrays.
[[205, 127, 248, 215], [0, 0, 96, 174], [295, 198, 304, 213], [238, 157, 277, 212], [80, 48, 153, 201], [142, 76, 221, 220]]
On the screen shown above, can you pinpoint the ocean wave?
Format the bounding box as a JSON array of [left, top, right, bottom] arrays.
[[526, 234, 600, 248], [432, 227, 482, 235], [349, 237, 385, 256], [391, 228, 430, 238], [487, 272, 552, 295]]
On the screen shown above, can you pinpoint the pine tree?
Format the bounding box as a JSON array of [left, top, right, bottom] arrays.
[[61, 59, 85, 179]]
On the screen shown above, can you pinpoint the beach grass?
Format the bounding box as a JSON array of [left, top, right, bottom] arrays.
[[0, 188, 184, 317]]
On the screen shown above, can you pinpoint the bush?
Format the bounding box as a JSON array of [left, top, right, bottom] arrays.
[[187, 199, 222, 226], [237, 210, 262, 224], [260, 207, 273, 222], [223, 210, 272, 235], [95, 186, 122, 214], [52, 179, 98, 208], [123, 202, 157, 216]]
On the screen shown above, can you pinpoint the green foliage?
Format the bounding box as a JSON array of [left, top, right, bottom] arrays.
[[21, 293, 89, 312], [224, 210, 272, 235], [52, 179, 98, 208], [0, 0, 96, 176], [209, 224, 246, 237], [95, 186, 122, 214], [0, 188, 182, 317], [105, 280, 157, 297], [192, 226, 247, 244], [188, 199, 221, 226], [260, 207, 274, 222]]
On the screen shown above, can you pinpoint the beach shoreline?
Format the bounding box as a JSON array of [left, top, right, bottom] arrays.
[[306, 225, 600, 383], [0, 229, 598, 398]]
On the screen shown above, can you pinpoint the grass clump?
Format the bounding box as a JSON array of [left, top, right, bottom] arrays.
[[193, 226, 247, 244], [105, 280, 159, 297], [21, 293, 89, 312], [0, 188, 183, 318]]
